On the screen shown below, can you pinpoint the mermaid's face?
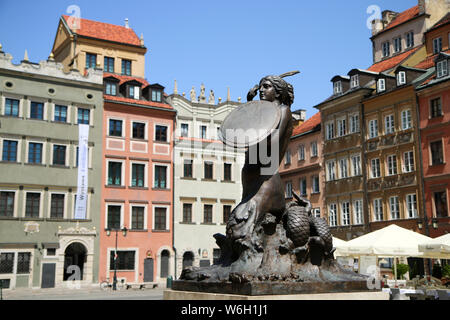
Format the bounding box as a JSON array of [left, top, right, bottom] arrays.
[[259, 80, 277, 102]]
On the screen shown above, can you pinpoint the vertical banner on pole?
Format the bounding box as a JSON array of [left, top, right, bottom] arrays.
[[75, 124, 89, 220]]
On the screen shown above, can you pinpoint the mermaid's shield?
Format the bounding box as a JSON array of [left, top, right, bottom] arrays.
[[219, 100, 281, 148]]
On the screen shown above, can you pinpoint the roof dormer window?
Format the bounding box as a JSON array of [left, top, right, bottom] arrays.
[[436, 60, 448, 78], [350, 75, 359, 89], [333, 81, 342, 95], [397, 71, 406, 86], [377, 78, 386, 92], [151, 89, 162, 102], [128, 85, 140, 99], [105, 81, 117, 96], [433, 37, 442, 54]]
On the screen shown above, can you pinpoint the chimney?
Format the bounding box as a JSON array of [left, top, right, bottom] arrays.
[[418, 0, 426, 14], [292, 109, 306, 128], [371, 18, 384, 35], [382, 10, 399, 26], [125, 18, 129, 28]]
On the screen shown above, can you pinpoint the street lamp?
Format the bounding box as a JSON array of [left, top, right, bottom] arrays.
[[432, 218, 438, 229], [106, 226, 127, 290]]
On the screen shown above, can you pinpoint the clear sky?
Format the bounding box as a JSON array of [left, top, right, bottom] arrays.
[[0, 0, 417, 118]]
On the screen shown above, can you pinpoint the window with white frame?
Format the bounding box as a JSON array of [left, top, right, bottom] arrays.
[[406, 193, 417, 218], [349, 113, 359, 133], [337, 118, 346, 137], [180, 123, 189, 137], [107, 161, 123, 186], [328, 203, 337, 227], [371, 158, 381, 178], [0, 191, 15, 217], [312, 175, 320, 194], [333, 81, 342, 95], [397, 71, 406, 86], [387, 154, 398, 176], [389, 196, 400, 220], [394, 37, 402, 53], [385, 114, 395, 134], [350, 75, 359, 88], [369, 119, 378, 139], [131, 205, 146, 230], [341, 201, 350, 226], [406, 31, 414, 48], [2, 139, 19, 162], [351, 154, 361, 176], [25, 192, 41, 218], [326, 122, 334, 140], [285, 181, 293, 198], [298, 145, 305, 161], [310, 141, 318, 158], [327, 160, 336, 181], [382, 41, 390, 57], [154, 207, 168, 230], [299, 178, 307, 196], [377, 78, 386, 93], [401, 109, 412, 130], [373, 198, 383, 221], [353, 199, 363, 225], [436, 60, 448, 78], [339, 158, 348, 179], [433, 37, 442, 54], [403, 151, 414, 173], [50, 193, 65, 219], [107, 204, 122, 229], [312, 208, 321, 218]]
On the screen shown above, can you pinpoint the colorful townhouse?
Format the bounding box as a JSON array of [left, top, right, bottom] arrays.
[[51, 16, 176, 285], [0, 47, 103, 289]]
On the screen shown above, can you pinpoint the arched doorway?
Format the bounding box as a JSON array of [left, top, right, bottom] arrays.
[[182, 251, 194, 270], [160, 250, 170, 278], [63, 242, 87, 281]]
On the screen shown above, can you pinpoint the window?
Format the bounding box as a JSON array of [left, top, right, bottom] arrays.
[[430, 98, 442, 118], [353, 200, 363, 225], [387, 154, 397, 175], [52, 145, 66, 166], [406, 31, 414, 48], [85, 53, 96, 69], [110, 251, 135, 270], [204, 204, 213, 223], [312, 175, 320, 194], [54, 105, 67, 122], [327, 161, 336, 181], [394, 37, 402, 53], [200, 125, 207, 139], [0, 253, 14, 274], [341, 202, 350, 226], [389, 196, 400, 220], [403, 151, 414, 172], [5, 98, 19, 117], [131, 163, 145, 187], [183, 159, 193, 178], [310, 142, 318, 158], [77, 108, 90, 125], [151, 90, 162, 102], [382, 41, 390, 57], [109, 119, 122, 137], [28, 142, 43, 164], [107, 205, 121, 229], [433, 37, 442, 54], [329, 203, 337, 227], [434, 191, 448, 218], [326, 122, 334, 140], [105, 81, 117, 96], [223, 205, 231, 224], [430, 140, 444, 165], [371, 158, 381, 178], [17, 253, 31, 274], [285, 149, 291, 165], [401, 109, 412, 130], [0, 192, 14, 217], [131, 206, 145, 230], [313, 208, 321, 218], [154, 165, 167, 189], [299, 178, 307, 196], [298, 145, 305, 161], [108, 162, 122, 185], [406, 194, 417, 218], [333, 81, 342, 94], [104, 56, 114, 73], [373, 198, 383, 221], [50, 194, 64, 218], [183, 203, 192, 223], [369, 119, 378, 139], [377, 78, 386, 93], [204, 161, 213, 180], [30, 102, 44, 120], [339, 158, 348, 179], [25, 192, 40, 217], [349, 114, 360, 133], [337, 118, 346, 136], [121, 59, 131, 76], [155, 125, 167, 142], [350, 75, 359, 88], [132, 122, 146, 139], [46, 248, 56, 256], [351, 154, 361, 176], [385, 114, 395, 134], [2, 140, 18, 162], [436, 60, 448, 78], [397, 71, 406, 86], [181, 123, 189, 137], [128, 85, 135, 99], [285, 181, 292, 198], [224, 163, 232, 181]]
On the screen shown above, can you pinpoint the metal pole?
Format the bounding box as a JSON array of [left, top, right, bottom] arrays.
[[113, 230, 118, 290]]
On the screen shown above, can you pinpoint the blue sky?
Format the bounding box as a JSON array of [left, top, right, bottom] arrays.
[[0, 0, 417, 118]]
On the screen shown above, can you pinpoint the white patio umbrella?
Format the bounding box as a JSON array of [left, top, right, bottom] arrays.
[[418, 233, 450, 259], [344, 224, 433, 286], [332, 236, 349, 257]]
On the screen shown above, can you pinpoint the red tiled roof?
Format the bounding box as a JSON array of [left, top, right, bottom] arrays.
[[367, 46, 422, 72], [62, 15, 142, 46], [415, 49, 450, 69], [103, 73, 150, 87], [104, 94, 174, 110], [292, 112, 321, 137], [383, 6, 420, 32]]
